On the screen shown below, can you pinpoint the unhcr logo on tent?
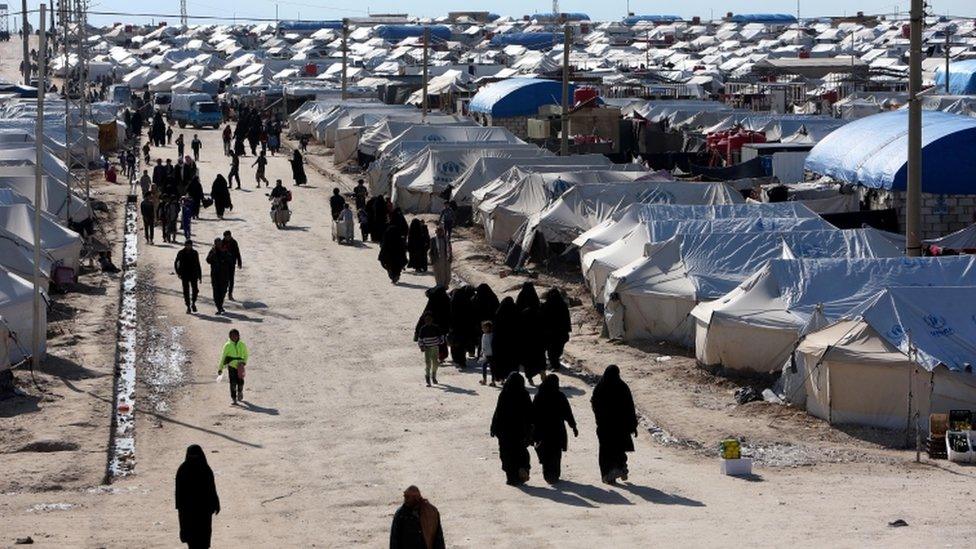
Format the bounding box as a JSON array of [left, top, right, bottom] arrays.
[[423, 134, 447, 142], [434, 160, 466, 183], [923, 314, 954, 337], [886, 324, 906, 342]]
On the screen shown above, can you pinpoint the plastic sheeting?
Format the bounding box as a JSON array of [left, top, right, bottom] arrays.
[[573, 202, 821, 259], [692, 256, 976, 373], [480, 170, 650, 249], [805, 111, 976, 194], [0, 175, 90, 223], [470, 78, 574, 118], [451, 155, 612, 206], [377, 125, 524, 161], [489, 33, 562, 50], [357, 117, 474, 157], [0, 226, 54, 289], [603, 229, 903, 345]]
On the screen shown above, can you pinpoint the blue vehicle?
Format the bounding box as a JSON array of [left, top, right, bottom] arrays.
[[170, 92, 223, 129]]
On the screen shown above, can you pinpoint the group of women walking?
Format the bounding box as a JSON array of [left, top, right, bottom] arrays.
[[490, 366, 637, 486], [413, 279, 638, 486]]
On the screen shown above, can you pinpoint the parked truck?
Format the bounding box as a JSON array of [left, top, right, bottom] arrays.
[[170, 92, 223, 129]]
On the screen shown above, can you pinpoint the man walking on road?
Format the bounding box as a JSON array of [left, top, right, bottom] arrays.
[[206, 238, 232, 315], [140, 195, 156, 244], [252, 151, 269, 187], [191, 134, 202, 162], [176, 133, 185, 158], [218, 328, 249, 405], [389, 485, 445, 549], [174, 239, 202, 314], [222, 231, 243, 301]]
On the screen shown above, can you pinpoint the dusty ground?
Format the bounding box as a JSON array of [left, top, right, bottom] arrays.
[[3, 39, 976, 547]]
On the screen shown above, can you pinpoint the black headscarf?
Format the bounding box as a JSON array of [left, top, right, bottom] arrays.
[[532, 374, 577, 451], [175, 445, 219, 513], [490, 372, 533, 441], [591, 365, 638, 447], [515, 282, 540, 311], [473, 284, 499, 324]]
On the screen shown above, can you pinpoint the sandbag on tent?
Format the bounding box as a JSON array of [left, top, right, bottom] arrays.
[[391, 144, 551, 213], [518, 180, 744, 262], [480, 170, 652, 250], [573, 202, 821, 259], [795, 286, 976, 432], [602, 229, 903, 346], [452, 155, 616, 207], [0, 266, 46, 364], [582, 217, 838, 303], [0, 175, 91, 223], [692, 256, 976, 375], [0, 203, 82, 276], [0, 227, 54, 290]]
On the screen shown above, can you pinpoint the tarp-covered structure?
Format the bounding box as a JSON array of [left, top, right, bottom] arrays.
[[805, 111, 976, 194], [934, 59, 976, 96], [0, 203, 82, 275], [452, 155, 614, 206], [795, 286, 976, 431], [692, 256, 976, 374], [0, 266, 46, 364], [602, 229, 903, 345], [470, 78, 574, 118]]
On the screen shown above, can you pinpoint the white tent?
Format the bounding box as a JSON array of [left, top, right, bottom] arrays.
[[391, 143, 550, 213], [602, 229, 903, 345], [692, 256, 976, 374], [584, 217, 838, 304], [451, 155, 614, 207], [519, 180, 744, 259], [480, 170, 650, 249], [147, 70, 182, 92], [356, 116, 475, 158], [795, 286, 976, 432], [377, 125, 524, 160], [0, 175, 91, 223], [0, 267, 46, 364], [0, 146, 72, 186], [0, 226, 54, 290], [0, 203, 82, 275], [574, 202, 821, 259]]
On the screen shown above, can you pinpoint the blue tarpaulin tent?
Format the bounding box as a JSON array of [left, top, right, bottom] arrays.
[[277, 20, 342, 32], [530, 12, 590, 22], [805, 110, 976, 194], [934, 60, 976, 95], [489, 32, 561, 50], [374, 25, 452, 42], [729, 13, 797, 24], [470, 78, 575, 118], [623, 15, 682, 25]]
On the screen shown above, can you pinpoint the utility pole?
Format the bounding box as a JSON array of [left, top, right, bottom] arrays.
[[944, 29, 950, 93], [179, 0, 187, 28], [32, 3, 46, 389], [421, 26, 429, 120], [21, 0, 29, 84], [906, 0, 923, 256], [644, 30, 649, 69], [340, 18, 348, 100], [560, 23, 570, 156], [275, 4, 279, 37]]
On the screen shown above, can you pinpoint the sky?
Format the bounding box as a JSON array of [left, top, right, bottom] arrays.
[[11, 0, 976, 28]]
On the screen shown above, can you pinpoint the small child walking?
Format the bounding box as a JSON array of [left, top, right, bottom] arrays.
[[417, 313, 444, 387], [479, 321, 495, 386], [357, 208, 369, 241]]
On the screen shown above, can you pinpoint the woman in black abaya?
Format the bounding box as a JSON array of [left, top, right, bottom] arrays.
[[175, 444, 220, 549], [490, 372, 534, 485], [406, 219, 431, 272], [378, 226, 407, 284], [210, 175, 232, 219], [532, 374, 578, 483], [390, 208, 409, 241], [491, 297, 519, 383], [590, 365, 638, 484], [515, 282, 547, 384], [541, 288, 572, 370], [368, 195, 388, 242]]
